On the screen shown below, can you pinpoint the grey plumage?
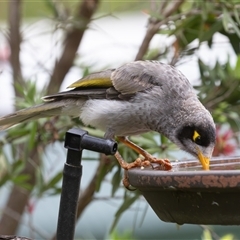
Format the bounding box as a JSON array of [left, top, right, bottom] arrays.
[[0, 61, 216, 167]]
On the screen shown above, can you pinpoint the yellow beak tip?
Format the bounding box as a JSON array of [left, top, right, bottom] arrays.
[[202, 163, 210, 170], [197, 152, 210, 171]]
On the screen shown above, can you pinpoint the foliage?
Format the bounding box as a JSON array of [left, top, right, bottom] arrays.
[[202, 228, 235, 240], [160, 0, 240, 59], [196, 58, 240, 130], [109, 230, 136, 240]]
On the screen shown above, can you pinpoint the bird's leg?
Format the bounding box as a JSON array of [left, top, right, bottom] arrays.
[[117, 136, 172, 170], [114, 151, 140, 189], [114, 137, 172, 189], [114, 151, 142, 170], [114, 151, 161, 170]]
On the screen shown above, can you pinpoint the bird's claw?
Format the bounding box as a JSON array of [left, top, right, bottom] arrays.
[[122, 171, 136, 191], [131, 156, 172, 171], [120, 157, 172, 170], [145, 157, 172, 170], [115, 151, 172, 190], [121, 157, 172, 190]]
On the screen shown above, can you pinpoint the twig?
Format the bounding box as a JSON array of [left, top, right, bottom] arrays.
[[135, 0, 185, 61], [205, 81, 239, 109], [7, 0, 24, 97], [47, 0, 99, 95]]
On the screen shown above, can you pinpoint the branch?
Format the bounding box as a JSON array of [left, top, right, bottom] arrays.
[[8, 0, 24, 98], [47, 0, 99, 95], [135, 0, 185, 61]]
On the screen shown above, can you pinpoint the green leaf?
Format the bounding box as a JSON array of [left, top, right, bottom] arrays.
[[110, 192, 140, 232], [44, 0, 59, 17], [180, 1, 194, 12], [221, 234, 235, 240], [199, 20, 223, 43], [35, 168, 44, 195], [109, 230, 135, 240], [12, 159, 25, 176], [28, 121, 38, 150], [45, 172, 63, 190], [233, 55, 240, 78], [49, 187, 62, 196], [111, 166, 122, 197], [223, 7, 230, 31], [223, 7, 240, 38], [12, 174, 32, 190], [130, 135, 157, 147], [171, 14, 202, 48], [202, 229, 212, 240], [96, 158, 115, 192], [0, 173, 10, 187], [234, 7, 240, 25], [8, 127, 31, 138]]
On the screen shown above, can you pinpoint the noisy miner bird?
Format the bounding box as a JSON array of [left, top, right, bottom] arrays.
[[0, 61, 216, 172]]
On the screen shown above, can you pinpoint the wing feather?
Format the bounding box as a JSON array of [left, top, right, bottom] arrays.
[[67, 69, 114, 88], [43, 88, 108, 101], [43, 69, 115, 101], [111, 61, 162, 95], [44, 61, 184, 102]]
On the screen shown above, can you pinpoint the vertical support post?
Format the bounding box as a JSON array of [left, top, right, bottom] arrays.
[[56, 129, 87, 240], [56, 128, 117, 240]]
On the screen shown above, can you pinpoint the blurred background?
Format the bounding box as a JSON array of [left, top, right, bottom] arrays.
[[0, 1, 240, 239]]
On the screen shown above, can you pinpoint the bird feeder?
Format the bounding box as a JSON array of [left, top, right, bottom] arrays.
[[127, 156, 240, 225]]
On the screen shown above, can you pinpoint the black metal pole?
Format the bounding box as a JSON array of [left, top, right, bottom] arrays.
[[56, 129, 85, 240], [56, 128, 117, 240]]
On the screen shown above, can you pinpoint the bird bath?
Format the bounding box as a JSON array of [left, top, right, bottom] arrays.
[[127, 156, 240, 225]]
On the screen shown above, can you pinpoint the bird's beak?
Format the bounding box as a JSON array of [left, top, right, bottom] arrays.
[[197, 147, 210, 170]]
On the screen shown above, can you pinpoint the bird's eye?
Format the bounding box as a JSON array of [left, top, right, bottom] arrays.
[[193, 130, 202, 144]]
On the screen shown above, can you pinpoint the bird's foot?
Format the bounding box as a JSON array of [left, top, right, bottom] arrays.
[[114, 152, 141, 170], [122, 170, 136, 191], [115, 151, 172, 189], [115, 152, 172, 170], [122, 158, 172, 190], [142, 157, 172, 170], [116, 136, 172, 170]]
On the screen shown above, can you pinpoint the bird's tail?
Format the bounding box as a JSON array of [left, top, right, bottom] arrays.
[[0, 100, 68, 131]]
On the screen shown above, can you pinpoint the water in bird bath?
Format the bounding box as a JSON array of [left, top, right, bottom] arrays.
[[170, 156, 240, 171]]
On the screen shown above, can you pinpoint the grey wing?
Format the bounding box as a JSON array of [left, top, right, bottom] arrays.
[[42, 88, 109, 102], [43, 61, 156, 102], [111, 61, 193, 98], [43, 61, 193, 102], [111, 61, 157, 95]]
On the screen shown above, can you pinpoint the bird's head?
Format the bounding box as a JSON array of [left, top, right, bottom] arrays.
[[175, 122, 216, 170]]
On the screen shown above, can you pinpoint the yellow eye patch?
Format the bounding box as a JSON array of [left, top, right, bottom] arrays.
[[193, 130, 201, 142]]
